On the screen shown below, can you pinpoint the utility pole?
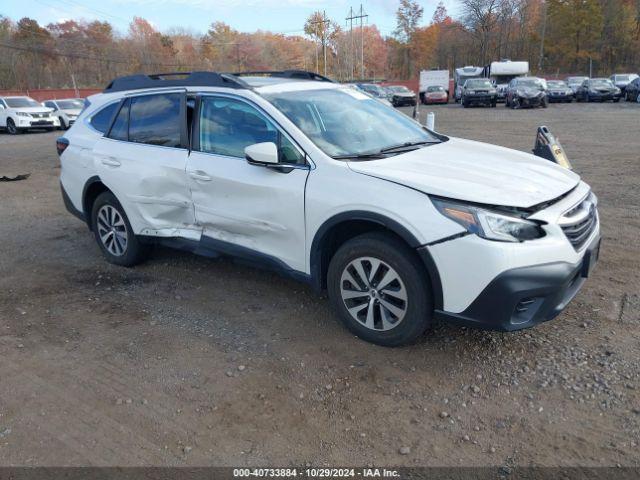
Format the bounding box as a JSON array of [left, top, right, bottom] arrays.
[[346, 7, 354, 80], [538, 0, 547, 72], [346, 4, 368, 80], [310, 11, 330, 76]]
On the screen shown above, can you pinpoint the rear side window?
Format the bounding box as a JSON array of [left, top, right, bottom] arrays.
[[90, 102, 119, 134], [108, 99, 130, 141], [129, 93, 182, 148]]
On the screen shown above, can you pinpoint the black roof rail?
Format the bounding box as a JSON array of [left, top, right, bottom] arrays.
[[103, 71, 250, 93], [232, 70, 335, 83]]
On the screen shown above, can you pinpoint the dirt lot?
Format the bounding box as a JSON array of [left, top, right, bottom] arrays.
[[0, 102, 638, 468]]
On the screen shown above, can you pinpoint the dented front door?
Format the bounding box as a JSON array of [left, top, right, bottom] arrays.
[[186, 95, 308, 273]]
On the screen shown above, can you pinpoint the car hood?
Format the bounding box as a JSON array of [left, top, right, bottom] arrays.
[[347, 137, 580, 209], [11, 107, 53, 114], [516, 87, 544, 97], [61, 108, 82, 116]]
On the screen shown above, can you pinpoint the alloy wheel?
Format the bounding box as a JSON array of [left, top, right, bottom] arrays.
[[96, 205, 128, 256], [7, 119, 17, 134], [340, 256, 408, 331]]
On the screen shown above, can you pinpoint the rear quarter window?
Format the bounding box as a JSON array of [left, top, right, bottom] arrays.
[[89, 102, 119, 134]]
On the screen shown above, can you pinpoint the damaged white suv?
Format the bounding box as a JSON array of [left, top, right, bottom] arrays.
[[58, 71, 600, 346]]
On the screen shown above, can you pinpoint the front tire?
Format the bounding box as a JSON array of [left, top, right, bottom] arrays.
[[6, 118, 19, 135], [327, 232, 432, 347], [91, 191, 149, 267]]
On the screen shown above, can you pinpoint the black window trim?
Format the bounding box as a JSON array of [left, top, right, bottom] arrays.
[[106, 97, 131, 141], [192, 92, 311, 168]]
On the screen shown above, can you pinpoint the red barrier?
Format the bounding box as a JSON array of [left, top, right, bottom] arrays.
[[0, 88, 102, 102]]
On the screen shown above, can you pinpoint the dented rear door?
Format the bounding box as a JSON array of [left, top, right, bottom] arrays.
[[92, 91, 197, 236]]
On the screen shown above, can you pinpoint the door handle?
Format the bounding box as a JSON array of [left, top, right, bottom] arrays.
[[101, 156, 121, 167], [189, 171, 212, 182]]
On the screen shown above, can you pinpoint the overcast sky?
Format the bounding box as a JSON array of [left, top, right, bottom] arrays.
[[4, 0, 458, 36]]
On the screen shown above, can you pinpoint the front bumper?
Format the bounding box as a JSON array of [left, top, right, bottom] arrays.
[[393, 96, 417, 106], [431, 234, 600, 331], [464, 94, 496, 104], [516, 95, 545, 107], [17, 117, 60, 128], [548, 92, 573, 102]]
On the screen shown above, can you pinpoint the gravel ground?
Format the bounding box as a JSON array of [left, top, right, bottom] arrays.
[[0, 102, 638, 468]]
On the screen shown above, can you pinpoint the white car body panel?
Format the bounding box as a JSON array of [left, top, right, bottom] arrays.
[[92, 137, 196, 233]]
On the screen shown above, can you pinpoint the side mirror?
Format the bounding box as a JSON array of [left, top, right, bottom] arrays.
[[245, 142, 278, 165]]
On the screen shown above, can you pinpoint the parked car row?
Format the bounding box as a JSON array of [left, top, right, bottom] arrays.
[[459, 73, 639, 109], [0, 95, 84, 134]]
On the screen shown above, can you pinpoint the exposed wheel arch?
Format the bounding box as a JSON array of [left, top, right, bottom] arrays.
[[310, 211, 443, 309], [82, 176, 111, 230]]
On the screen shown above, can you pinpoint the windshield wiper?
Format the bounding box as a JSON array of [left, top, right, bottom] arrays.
[[379, 140, 439, 153], [331, 152, 387, 160]]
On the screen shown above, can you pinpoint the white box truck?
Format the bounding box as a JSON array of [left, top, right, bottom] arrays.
[[419, 69, 450, 104], [484, 60, 529, 101], [453, 66, 484, 102]]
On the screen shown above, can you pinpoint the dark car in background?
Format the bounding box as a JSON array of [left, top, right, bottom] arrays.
[[356, 83, 393, 107], [385, 85, 417, 107], [575, 78, 622, 102], [546, 80, 574, 102], [624, 76, 640, 102], [609, 74, 639, 94], [566, 76, 589, 94], [505, 77, 548, 109], [460, 78, 497, 107]]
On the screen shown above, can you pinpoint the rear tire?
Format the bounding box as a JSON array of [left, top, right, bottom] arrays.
[[91, 191, 149, 267], [327, 232, 432, 347]]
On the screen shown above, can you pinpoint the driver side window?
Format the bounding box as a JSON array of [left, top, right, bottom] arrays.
[[198, 97, 304, 164]]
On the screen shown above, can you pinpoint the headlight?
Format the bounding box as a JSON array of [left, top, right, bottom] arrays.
[[516, 90, 526, 96], [489, 89, 496, 94], [432, 198, 545, 242], [467, 90, 476, 94], [614, 87, 621, 94], [16, 111, 31, 117]]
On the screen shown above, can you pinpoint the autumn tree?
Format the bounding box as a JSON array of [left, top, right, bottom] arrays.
[[393, 0, 424, 78]]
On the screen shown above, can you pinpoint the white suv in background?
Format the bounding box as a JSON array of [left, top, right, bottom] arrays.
[[58, 71, 601, 346], [43, 98, 84, 130], [0, 96, 60, 133]]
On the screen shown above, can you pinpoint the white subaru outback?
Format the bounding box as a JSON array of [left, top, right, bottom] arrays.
[[58, 71, 600, 346]]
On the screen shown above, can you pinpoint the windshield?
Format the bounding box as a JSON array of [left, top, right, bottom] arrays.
[[57, 99, 84, 109], [5, 97, 41, 108], [613, 75, 629, 82], [466, 79, 492, 88], [591, 79, 614, 87], [388, 86, 411, 93], [516, 79, 544, 89], [567, 77, 588, 85], [426, 86, 444, 92], [359, 84, 386, 98], [264, 88, 441, 159], [547, 81, 568, 88]]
